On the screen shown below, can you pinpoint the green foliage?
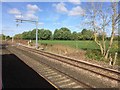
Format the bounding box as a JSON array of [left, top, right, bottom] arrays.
[[0, 34, 11, 40], [40, 29, 52, 40], [81, 29, 94, 40], [14, 27, 95, 40], [71, 31, 78, 40], [22, 31, 31, 40], [85, 50, 104, 61], [14, 27, 111, 41], [77, 33, 83, 40], [53, 27, 71, 40], [30, 29, 36, 40], [6, 36, 11, 40], [0, 34, 5, 40], [20, 29, 52, 40], [53, 28, 94, 40], [14, 34, 22, 39], [114, 35, 120, 40]]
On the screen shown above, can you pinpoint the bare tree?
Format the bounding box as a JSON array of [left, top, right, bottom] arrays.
[[85, 2, 119, 63], [105, 2, 118, 60]]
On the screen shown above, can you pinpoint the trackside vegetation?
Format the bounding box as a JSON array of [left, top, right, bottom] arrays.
[[13, 27, 119, 65]]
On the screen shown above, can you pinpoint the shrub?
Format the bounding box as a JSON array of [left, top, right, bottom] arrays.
[[85, 49, 104, 61]]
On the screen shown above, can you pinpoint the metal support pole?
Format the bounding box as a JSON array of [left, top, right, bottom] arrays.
[[12, 36, 14, 43], [36, 21, 38, 49], [5, 36, 6, 41], [15, 19, 39, 49]]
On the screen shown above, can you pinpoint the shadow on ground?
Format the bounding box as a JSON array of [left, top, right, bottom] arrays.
[[2, 53, 56, 89]]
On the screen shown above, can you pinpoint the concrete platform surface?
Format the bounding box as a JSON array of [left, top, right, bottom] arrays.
[[2, 49, 57, 89]]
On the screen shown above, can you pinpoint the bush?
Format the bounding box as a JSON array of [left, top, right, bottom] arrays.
[[85, 50, 104, 61]]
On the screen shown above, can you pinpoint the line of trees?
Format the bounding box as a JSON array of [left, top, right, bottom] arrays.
[[14, 27, 120, 41], [0, 34, 11, 40], [21, 29, 52, 40], [14, 28, 96, 40]]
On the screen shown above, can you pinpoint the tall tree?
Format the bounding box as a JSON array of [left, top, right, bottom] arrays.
[[40, 29, 52, 40], [81, 29, 94, 40], [84, 2, 119, 60], [71, 31, 78, 40], [14, 34, 22, 39], [105, 2, 119, 59], [53, 27, 71, 40], [0, 34, 5, 40]]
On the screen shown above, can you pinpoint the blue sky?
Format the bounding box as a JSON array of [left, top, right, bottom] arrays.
[[1, 1, 119, 36]]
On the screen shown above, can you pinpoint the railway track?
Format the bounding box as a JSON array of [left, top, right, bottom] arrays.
[[8, 43, 120, 88], [7, 45, 93, 89]]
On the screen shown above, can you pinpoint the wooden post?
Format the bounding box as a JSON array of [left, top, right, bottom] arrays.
[[109, 54, 112, 66], [113, 52, 118, 66]]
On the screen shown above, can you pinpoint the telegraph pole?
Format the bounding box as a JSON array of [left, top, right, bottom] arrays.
[[16, 19, 39, 49], [36, 21, 38, 49], [12, 36, 14, 43]]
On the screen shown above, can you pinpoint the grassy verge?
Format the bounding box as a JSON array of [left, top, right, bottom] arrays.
[[33, 40, 118, 51], [32, 40, 119, 65]]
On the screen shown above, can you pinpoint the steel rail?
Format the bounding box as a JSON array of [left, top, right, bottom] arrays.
[[8, 46, 93, 89], [16, 44, 120, 82]]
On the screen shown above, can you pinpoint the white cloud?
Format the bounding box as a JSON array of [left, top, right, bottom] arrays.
[[68, 0, 81, 5], [53, 2, 68, 13], [68, 6, 85, 16], [38, 22, 44, 25], [24, 13, 38, 20], [15, 14, 23, 19], [8, 4, 41, 20], [25, 4, 42, 20], [27, 4, 42, 12], [53, 2, 85, 16], [8, 8, 21, 14]]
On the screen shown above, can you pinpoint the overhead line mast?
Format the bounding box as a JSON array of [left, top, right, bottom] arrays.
[[15, 18, 39, 49]]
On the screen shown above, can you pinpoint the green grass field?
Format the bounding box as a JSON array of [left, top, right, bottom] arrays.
[[32, 40, 118, 52], [32, 40, 119, 65]]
